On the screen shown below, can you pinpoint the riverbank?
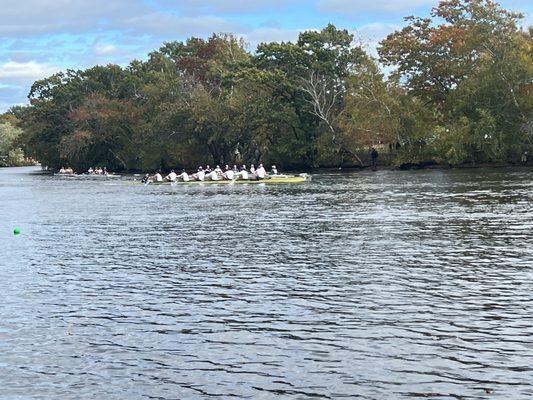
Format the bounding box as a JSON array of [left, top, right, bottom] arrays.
[[316, 160, 532, 173]]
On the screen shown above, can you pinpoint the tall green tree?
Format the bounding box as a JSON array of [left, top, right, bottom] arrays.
[[255, 24, 371, 166], [0, 120, 25, 167], [379, 0, 532, 164]]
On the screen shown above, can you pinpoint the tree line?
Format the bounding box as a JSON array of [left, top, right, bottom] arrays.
[[0, 113, 26, 167], [2, 0, 532, 171]]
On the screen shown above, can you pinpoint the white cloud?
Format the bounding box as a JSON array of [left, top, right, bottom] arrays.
[[353, 22, 401, 56], [121, 13, 249, 37], [317, 0, 437, 15], [93, 44, 120, 56], [0, 61, 62, 111], [156, 0, 302, 15], [0, 0, 253, 39], [0, 60, 60, 83], [0, 0, 144, 37], [242, 27, 303, 48]]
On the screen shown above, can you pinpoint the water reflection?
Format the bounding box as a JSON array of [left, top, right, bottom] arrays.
[[1, 166, 532, 399]]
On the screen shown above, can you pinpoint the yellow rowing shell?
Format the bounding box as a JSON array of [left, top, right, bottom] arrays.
[[142, 175, 310, 185]]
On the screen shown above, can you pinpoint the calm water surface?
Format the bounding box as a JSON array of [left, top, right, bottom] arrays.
[[0, 166, 532, 399]]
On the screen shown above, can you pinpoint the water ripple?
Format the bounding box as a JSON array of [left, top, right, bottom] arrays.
[[0, 166, 532, 399]]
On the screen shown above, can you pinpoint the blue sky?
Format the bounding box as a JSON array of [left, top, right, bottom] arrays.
[[0, 0, 531, 112]]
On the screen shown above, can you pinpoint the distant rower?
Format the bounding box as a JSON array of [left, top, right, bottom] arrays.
[[165, 170, 178, 182], [209, 169, 220, 181], [239, 165, 249, 180], [255, 163, 266, 179], [177, 169, 190, 182], [224, 166, 235, 180], [193, 166, 205, 181]]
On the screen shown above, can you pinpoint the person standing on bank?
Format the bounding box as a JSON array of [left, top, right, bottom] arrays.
[[371, 148, 379, 171]]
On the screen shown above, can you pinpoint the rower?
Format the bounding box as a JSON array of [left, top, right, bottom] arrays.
[[88, 167, 94, 174], [250, 164, 256, 175], [165, 169, 178, 182], [214, 165, 223, 175], [233, 165, 238, 173], [205, 165, 212, 173], [209, 169, 220, 181], [194, 166, 205, 181], [154, 171, 163, 182], [240, 165, 249, 180], [141, 173, 150, 183], [177, 169, 190, 182], [59, 167, 66, 174], [103, 167, 108, 176], [256, 163, 266, 179], [224, 166, 235, 180], [271, 165, 278, 175]]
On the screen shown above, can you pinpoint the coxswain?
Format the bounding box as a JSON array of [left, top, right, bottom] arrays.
[[240, 165, 249, 180], [165, 169, 178, 182], [154, 171, 163, 182], [141, 173, 150, 183], [103, 167, 108, 176], [224, 166, 235, 180], [233, 165, 238, 173], [177, 169, 190, 182], [271, 165, 278, 175], [255, 163, 266, 179]]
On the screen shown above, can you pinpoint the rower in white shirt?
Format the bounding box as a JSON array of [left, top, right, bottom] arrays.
[[154, 172, 163, 182], [177, 169, 190, 182], [224, 166, 235, 180], [239, 165, 249, 180], [165, 170, 178, 182], [255, 163, 266, 179], [209, 170, 220, 180], [194, 166, 205, 181]]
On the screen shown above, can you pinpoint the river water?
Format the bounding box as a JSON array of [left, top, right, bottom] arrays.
[[0, 166, 532, 399]]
